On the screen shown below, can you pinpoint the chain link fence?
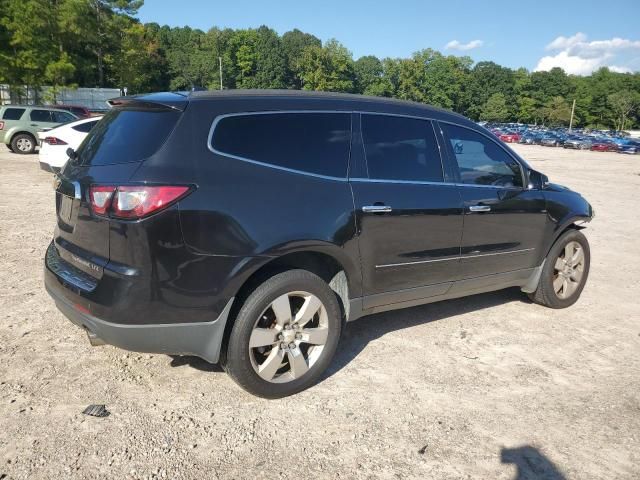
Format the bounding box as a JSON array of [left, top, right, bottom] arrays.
[[1, 85, 121, 111]]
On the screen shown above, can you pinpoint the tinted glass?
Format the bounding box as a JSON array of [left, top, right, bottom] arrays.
[[30, 110, 53, 122], [69, 107, 86, 116], [361, 115, 443, 182], [72, 120, 98, 133], [211, 113, 351, 177], [76, 109, 181, 166], [2, 108, 25, 120], [53, 111, 75, 123], [442, 124, 523, 188]]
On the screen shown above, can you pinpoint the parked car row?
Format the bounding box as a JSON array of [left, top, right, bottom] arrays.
[[0, 104, 101, 170], [483, 122, 640, 154]]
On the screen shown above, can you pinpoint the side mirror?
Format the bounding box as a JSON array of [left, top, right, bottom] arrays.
[[527, 169, 549, 190], [66, 147, 77, 160]]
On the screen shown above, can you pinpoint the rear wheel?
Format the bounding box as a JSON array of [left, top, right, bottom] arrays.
[[528, 229, 590, 308], [10, 133, 36, 154], [224, 269, 342, 398]]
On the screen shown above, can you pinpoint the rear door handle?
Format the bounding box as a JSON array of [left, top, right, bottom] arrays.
[[469, 205, 491, 213], [362, 205, 393, 213]]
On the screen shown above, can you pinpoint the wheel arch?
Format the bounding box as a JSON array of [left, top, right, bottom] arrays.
[[219, 247, 360, 363], [7, 129, 38, 145], [544, 215, 590, 258]]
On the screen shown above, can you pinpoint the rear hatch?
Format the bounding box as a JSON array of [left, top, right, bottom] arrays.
[[52, 96, 186, 283]]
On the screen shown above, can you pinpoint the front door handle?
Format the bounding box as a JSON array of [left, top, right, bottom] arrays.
[[362, 205, 393, 213], [469, 205, 491, 213]]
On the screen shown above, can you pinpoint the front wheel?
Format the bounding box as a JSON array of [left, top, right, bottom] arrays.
[[528, 229, 590, 308], [224, 270, 342, 398]]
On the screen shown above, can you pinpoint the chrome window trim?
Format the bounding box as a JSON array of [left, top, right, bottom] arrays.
[[207, 110, 354, 182], [437, 119, 528, 189], [376, 247, 535, 269], [206, 109, 528, 188], [349, 177, 523, 190]]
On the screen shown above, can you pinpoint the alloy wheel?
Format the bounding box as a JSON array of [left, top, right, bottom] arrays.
[[553, 241, 585, 299], [249, 291, 329, 383], [16, 137, 33, 152]]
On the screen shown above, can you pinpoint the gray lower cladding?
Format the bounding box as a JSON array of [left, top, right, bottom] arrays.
[[347, 265, 543, 321], [47, 282, 234, 363]]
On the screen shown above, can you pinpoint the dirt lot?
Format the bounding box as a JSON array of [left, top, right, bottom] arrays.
[[0, 144, 639, 480]]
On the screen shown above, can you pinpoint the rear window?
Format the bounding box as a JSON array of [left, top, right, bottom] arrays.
[[210, 112, 351, 178], [52, 111, 76, 123], [2, 108, 25, 120], [76, 109, 181, 166], [72, 120, 99, 133]]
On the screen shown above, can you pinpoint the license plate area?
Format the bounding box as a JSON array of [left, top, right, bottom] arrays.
[[60, 194, 74, 222]]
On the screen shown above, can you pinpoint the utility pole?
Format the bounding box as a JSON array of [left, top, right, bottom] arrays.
[[219, 57, 223, 90], [569, 98, 576, 131]]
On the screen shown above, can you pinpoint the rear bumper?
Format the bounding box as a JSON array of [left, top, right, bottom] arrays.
[[44, 251, 235, 363]]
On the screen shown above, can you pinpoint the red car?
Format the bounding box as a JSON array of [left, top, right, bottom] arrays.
[[590, 141, 617, 152], [499, 132, 521, 143], [55, 104, 92, 118]]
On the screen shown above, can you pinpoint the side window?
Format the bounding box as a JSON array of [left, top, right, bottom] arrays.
[[211, 112, 351, 178], [30, 109, 54, 122], [2, 108, 25, 120], [53, 111, 75, 123], [441, 123, 523, 188], [72, 120, 98, 133], [361, 114, 443, 182]]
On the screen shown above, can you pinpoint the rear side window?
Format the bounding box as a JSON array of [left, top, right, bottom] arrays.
[[76, 109, 181, 166], [72, 120, 98, 133], [441, 124, 523, 188], [361, 114, 443, 182], [53, 111, 75, 123], [69, 107, 87, 116], [30, 109, 54, 122], [2, 108, 25, 120], [210, 112, 351, 178]]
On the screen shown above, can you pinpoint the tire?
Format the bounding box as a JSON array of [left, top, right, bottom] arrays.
[[10, 133, 36, 154], [5, 143, 14, 152], [528, 229, 590, 308], [224, 269, 342, 398]]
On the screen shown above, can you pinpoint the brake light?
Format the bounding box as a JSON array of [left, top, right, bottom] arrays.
[[44, 136, 68, 145], [0, 121, 4, 130], [89, 185, 116, 216], [89, 185, 190, 219]]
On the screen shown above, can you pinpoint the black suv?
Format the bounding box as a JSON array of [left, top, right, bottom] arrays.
[[45, 90, 593, 398]]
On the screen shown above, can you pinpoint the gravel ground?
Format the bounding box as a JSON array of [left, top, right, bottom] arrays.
[[0, 144, 639, 480]]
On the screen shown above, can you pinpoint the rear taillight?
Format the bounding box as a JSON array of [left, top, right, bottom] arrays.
[[89, 185, 191, 219], [89, 186, 116, 216], [44, 136, 68, 145], [0, 121, 4, 130]]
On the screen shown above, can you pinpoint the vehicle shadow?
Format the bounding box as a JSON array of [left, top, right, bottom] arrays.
[[501, 445, 566, 480], [168, 355, 224, 372], [170, 287, 530, 377], [324, 287, 529, 379]]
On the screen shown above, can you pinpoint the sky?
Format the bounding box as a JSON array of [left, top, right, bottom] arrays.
[[138, 0, 640, 75]]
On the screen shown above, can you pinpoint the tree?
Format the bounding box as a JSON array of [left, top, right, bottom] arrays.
[[467, 61, 515, 119], [607, 90, 639, 131], [282, 29, 321, 88], [298, 39, 354, 92], [543, 96, 572, 125], [481, 93, 509, 121]]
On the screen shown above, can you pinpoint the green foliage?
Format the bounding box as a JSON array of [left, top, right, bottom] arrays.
[[481, 93, 509, 121], [1, 3, 639, 128], [298, 39, 354, 92]]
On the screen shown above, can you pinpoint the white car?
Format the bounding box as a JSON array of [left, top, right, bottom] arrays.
[[38, 116, 102, 172]]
